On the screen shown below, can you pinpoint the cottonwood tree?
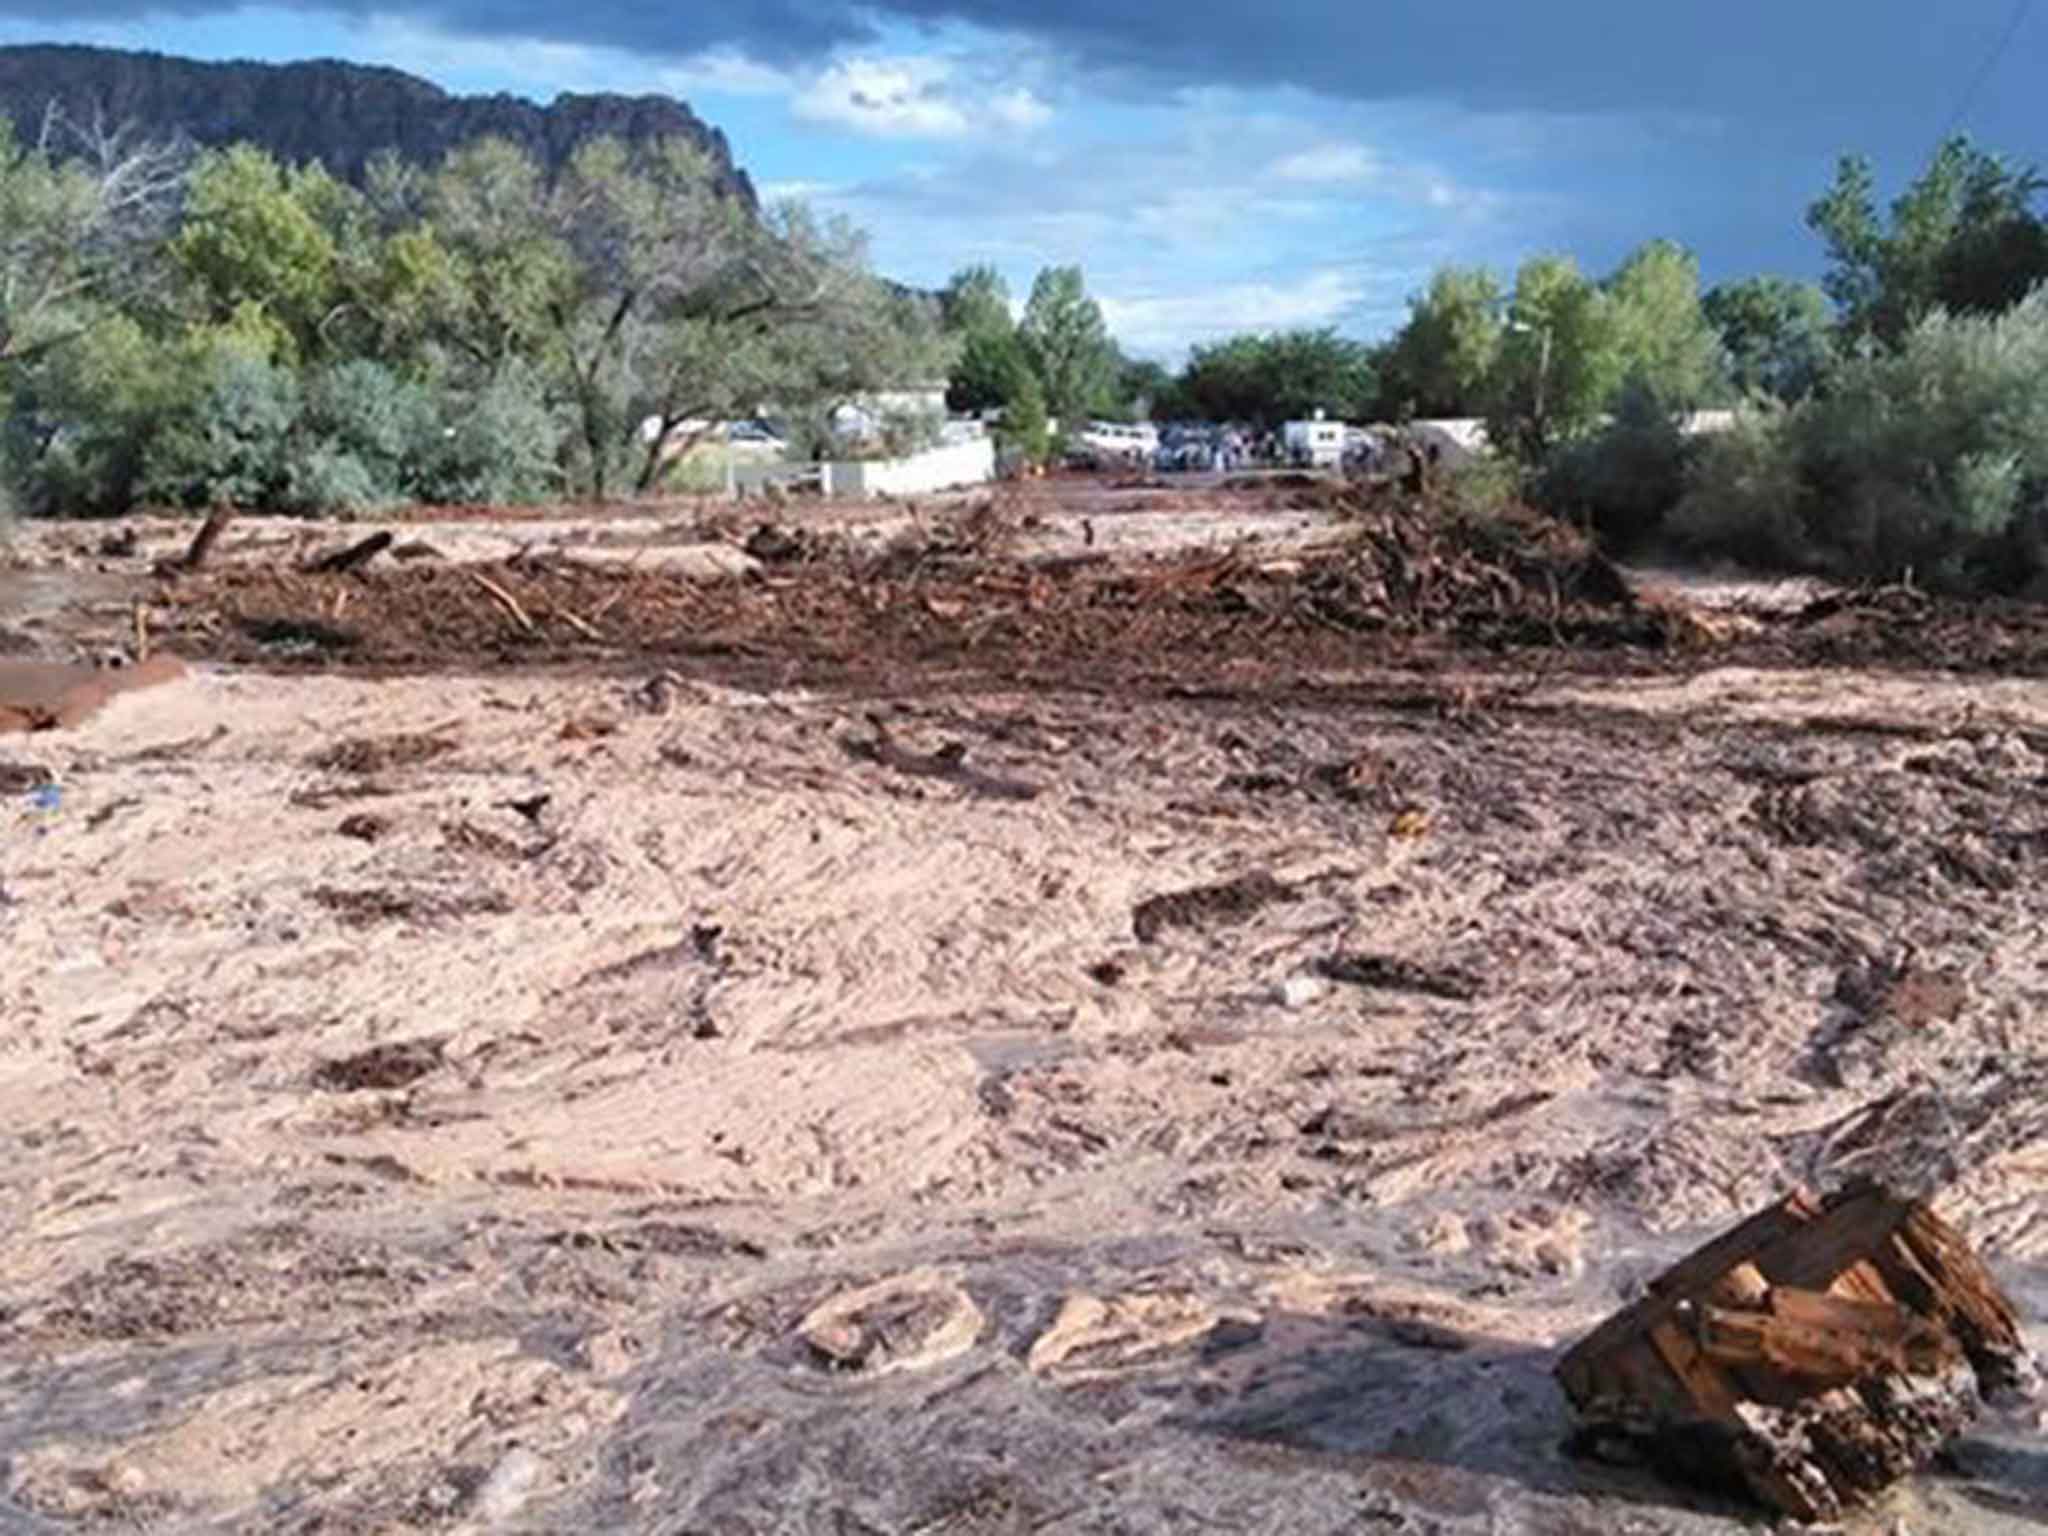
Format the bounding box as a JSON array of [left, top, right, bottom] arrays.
[[1376, 265, 1502, 419], [1487, 254, 1622, 462], [1604, 239, 1728, 412], [0, 109, 184, 375], [171, 145, 347, 360], [941, 264, 1013, 337], [1809, 135, 2048, 351], [1177, 329, 1376, 428], [1019, 265, 1114, 430], [1703, 275, 1833, 402]]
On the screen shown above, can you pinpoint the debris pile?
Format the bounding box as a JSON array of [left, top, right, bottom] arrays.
[[1557, 1179, 2037, 1522], [142, 489, 1662, 681]]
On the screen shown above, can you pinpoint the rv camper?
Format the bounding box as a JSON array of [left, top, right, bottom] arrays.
[[1282, 412, 1346, 469]]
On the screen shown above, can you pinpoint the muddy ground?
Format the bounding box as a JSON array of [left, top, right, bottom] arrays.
[[3, 480, 2048, 1533]]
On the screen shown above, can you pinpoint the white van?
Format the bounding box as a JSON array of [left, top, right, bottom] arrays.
[[1076, 421, 1160, 466]]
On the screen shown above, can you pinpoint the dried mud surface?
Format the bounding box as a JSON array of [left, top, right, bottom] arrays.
[[3, 484, 2048, 1533]]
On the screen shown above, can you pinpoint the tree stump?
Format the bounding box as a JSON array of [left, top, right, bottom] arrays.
[[1556, 1179, 2036, 1522]]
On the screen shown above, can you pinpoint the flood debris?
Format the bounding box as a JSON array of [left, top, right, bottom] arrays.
[[1132, 869, 1293, 944], [313, 1037, 447, 1092], [1313, 952, 1483, 1002], [1556, 1179, 2036, 1523], [303, 530, 395, 575], [845, 713, 1041, 802], [799, 1269, 983, 1377], [156, 505, 233, 576], [336, 812, 389, 842], [307, 727, 459, 775], [0, 760, 54, 793], [308, 883, 511, 927]]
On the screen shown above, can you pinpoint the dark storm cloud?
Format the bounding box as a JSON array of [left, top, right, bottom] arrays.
[[0, 0, 2025, 131]]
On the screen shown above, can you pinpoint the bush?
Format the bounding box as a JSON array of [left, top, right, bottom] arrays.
[[1670, 289, 2048, 591], [290, 359, 435, 514], [1667, 409, 1813, 569], [1794, 292, 2048, 589], [0, 311, 168, 517], [1537, 382, 1691, 550], [1439, 455, 1521, 523], [138, 348, 301, 511], [415, 362, 563, 505]]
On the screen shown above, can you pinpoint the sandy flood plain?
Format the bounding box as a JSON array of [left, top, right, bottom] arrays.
[[2, 657, 2048, 1532]]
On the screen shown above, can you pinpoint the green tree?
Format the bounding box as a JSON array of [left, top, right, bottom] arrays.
[[999, 367, 1050, 466], [1376, 266, 1502, 418], [1703, 275, 1833, 402], [172, 146, 344, 360], [0, 113, 183, 377], [139, 326, 301, 511], [1808, 135, 2048, 350], [1113, 356, 1172, 421], [949, 327, 1029, 414], [1487, 254, 1623, 463], [1604, 239, 1728, 411], [1019, 265, 1114, 431], [421, 136, 574, 372], [1178, 329, 1375, 428], [941, 264, 1013, 336]]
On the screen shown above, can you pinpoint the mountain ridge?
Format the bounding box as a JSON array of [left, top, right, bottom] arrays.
[[0, 42, 757, 205]]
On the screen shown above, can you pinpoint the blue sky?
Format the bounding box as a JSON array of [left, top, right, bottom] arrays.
[[0, 1, 2041, 358]]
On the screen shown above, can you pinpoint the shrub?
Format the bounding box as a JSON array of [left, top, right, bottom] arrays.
[[1669, 288, 2048, 591], [1537, 381, 1692, 550], [290, 359, 434, 513], [138, 348, 300, 511], [415, 362, 563, 505], [1667, 409, 1813, 570], [0, 311, 168, 517], [1791, 291, 2048, 589]]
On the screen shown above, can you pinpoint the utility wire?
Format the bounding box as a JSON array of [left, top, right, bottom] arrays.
[[1940, 0, 2034, 139]]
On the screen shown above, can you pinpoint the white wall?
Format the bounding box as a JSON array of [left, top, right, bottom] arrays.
[[823, 436, 996, 499]]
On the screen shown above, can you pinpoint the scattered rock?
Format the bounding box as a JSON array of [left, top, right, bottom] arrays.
[[336, 812, 389, 842], [0, 759, 54, 793], [799, 1269, 983, 1378], [313, 1037, 446, 1092], [1026, 1291, 1226, 1382], [308, 729, 458, 775], [1272, 974, 1328, 1009], [1132, 869, 1293, 944]]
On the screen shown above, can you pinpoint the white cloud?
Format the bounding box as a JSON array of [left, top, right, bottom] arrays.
[[755, 178, 847, 204], [789, 54, 1055, 140], [989, 88, 1054, 131], [793, 56, 972, 139], [1098, 269, 1372, 355], [1270, 141, 1380, 183]]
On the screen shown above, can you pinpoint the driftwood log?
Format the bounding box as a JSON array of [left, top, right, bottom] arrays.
[[304, 530, 395, 574], [1556, 1179, 2036, 1521]]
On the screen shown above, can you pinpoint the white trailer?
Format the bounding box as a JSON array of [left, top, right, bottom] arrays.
[[1282, 413, 1346, 469]]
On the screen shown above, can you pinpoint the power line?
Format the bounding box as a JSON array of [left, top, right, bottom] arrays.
[[1940, 0, 2035, 139]]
